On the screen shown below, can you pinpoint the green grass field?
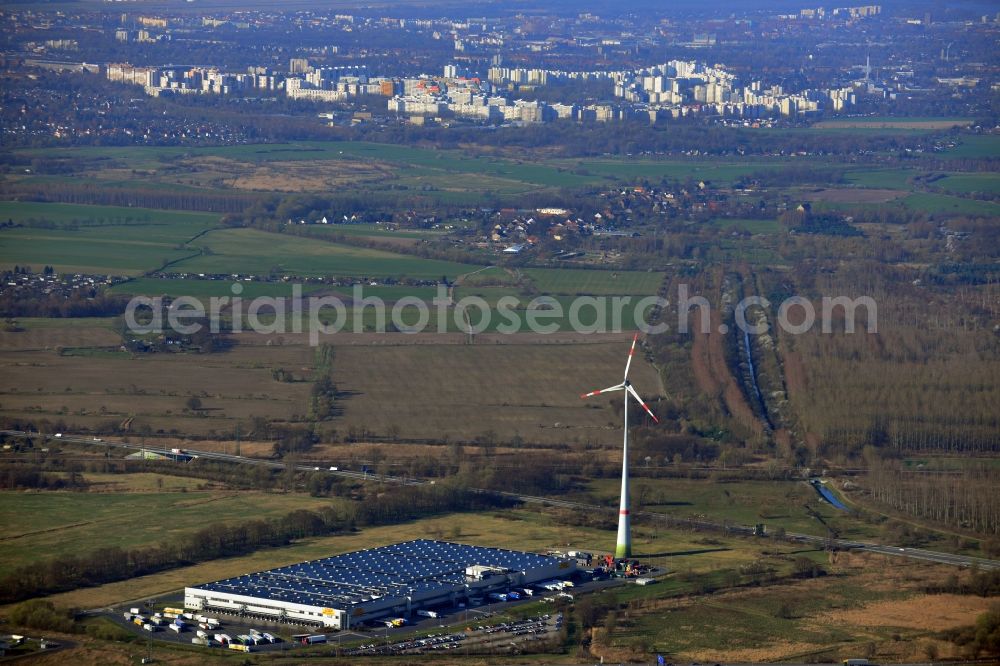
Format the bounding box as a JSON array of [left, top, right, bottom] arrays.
[[560, 158, 771, 185], [0, 490, 337, 577], [843, 168, 917, 190], [174, 228, 477, 279], [572, 477, 870, 541], [940, 135, 1000, 159], [4, 316, 119, 330], [109, 277, 329, 299], [712, 218, 781, 234], [811, 190, 1000, 218], [0, 228, 202, 275], [0, 201, 221, 229], [302, 223, 448, 240], [524, 268, 665, 296], [903, 192, 1000, 216], [932, 173, 1000, 196], [452, 286, 525, 305], [330, 284, 446, 302], [459, 265, 521, 287], [0, 202, 221, 274]]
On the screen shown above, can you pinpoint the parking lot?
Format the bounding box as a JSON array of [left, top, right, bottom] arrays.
[[344, 613, 562, 657], [108, 607, 296, 654]]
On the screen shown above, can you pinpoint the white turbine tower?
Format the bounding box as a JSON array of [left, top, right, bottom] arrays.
[[581, 333, 659, 558]]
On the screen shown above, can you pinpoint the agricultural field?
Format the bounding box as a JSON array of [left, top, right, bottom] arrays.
[[842, 168, 918, 190], [0, 490, 337, 577], [83, 471, 227, 492], [302, 222, 452, 249], [313, 282, 669, 332], [452, 285, 524, 305], [800, 187, 906, 205], [902, 192, 1000, 216], [0, 319, 669, 442], [456, 265, 521, 287], [0, 228, 198, 276], [931, 172, 1000, 196], [809, 190, 1000, 217], [0, 317, 120, 351], [0, 201, 484, 286], [558, 157, 773, 185], [327, 337, 663, 445], [0, 202, 221, 275], [0, 344, 317, 436], [523, 268, 665, 296], [175, 227, 476, 279], [109, 277, 329, 300], [938, 134, 1000, 159], [329, 284, 447, 303], [0, 201, 220, 229], [711, 217, 781, 234]]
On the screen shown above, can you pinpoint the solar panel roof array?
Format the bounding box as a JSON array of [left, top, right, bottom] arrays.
[[193, 539, 559, 611]]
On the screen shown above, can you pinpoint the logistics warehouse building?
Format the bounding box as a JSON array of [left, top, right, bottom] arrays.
[[184, 540, 576, 630]]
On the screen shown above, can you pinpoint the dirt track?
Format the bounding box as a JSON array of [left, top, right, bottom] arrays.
[[689, 308, 762, 433]]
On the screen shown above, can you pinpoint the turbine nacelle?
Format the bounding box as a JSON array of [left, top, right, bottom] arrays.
[[579, 333, 659, 423]]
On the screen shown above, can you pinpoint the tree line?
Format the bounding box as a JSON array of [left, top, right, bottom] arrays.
[[0, 481, 514, 604], [0, 289, 129, 318], [2, 182, 257, 213], [867, 462, 1000, 536], [0, 463, 88, 491]]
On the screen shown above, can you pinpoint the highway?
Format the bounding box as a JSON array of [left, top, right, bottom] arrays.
[[3, 429, 998, 571]]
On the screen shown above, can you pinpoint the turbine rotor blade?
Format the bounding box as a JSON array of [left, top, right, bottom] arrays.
[[626, 384, 659, 423], [580, 384, 625, 399], [623, 332, 638, 382]]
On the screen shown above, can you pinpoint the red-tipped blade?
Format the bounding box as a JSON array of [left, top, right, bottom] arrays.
[[623, 332, 638, 382], [626, 384, 659, 423], [581, 384, 625, 400]]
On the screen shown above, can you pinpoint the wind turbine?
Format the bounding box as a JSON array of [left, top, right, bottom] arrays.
[[581, 333, 659, 558]]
